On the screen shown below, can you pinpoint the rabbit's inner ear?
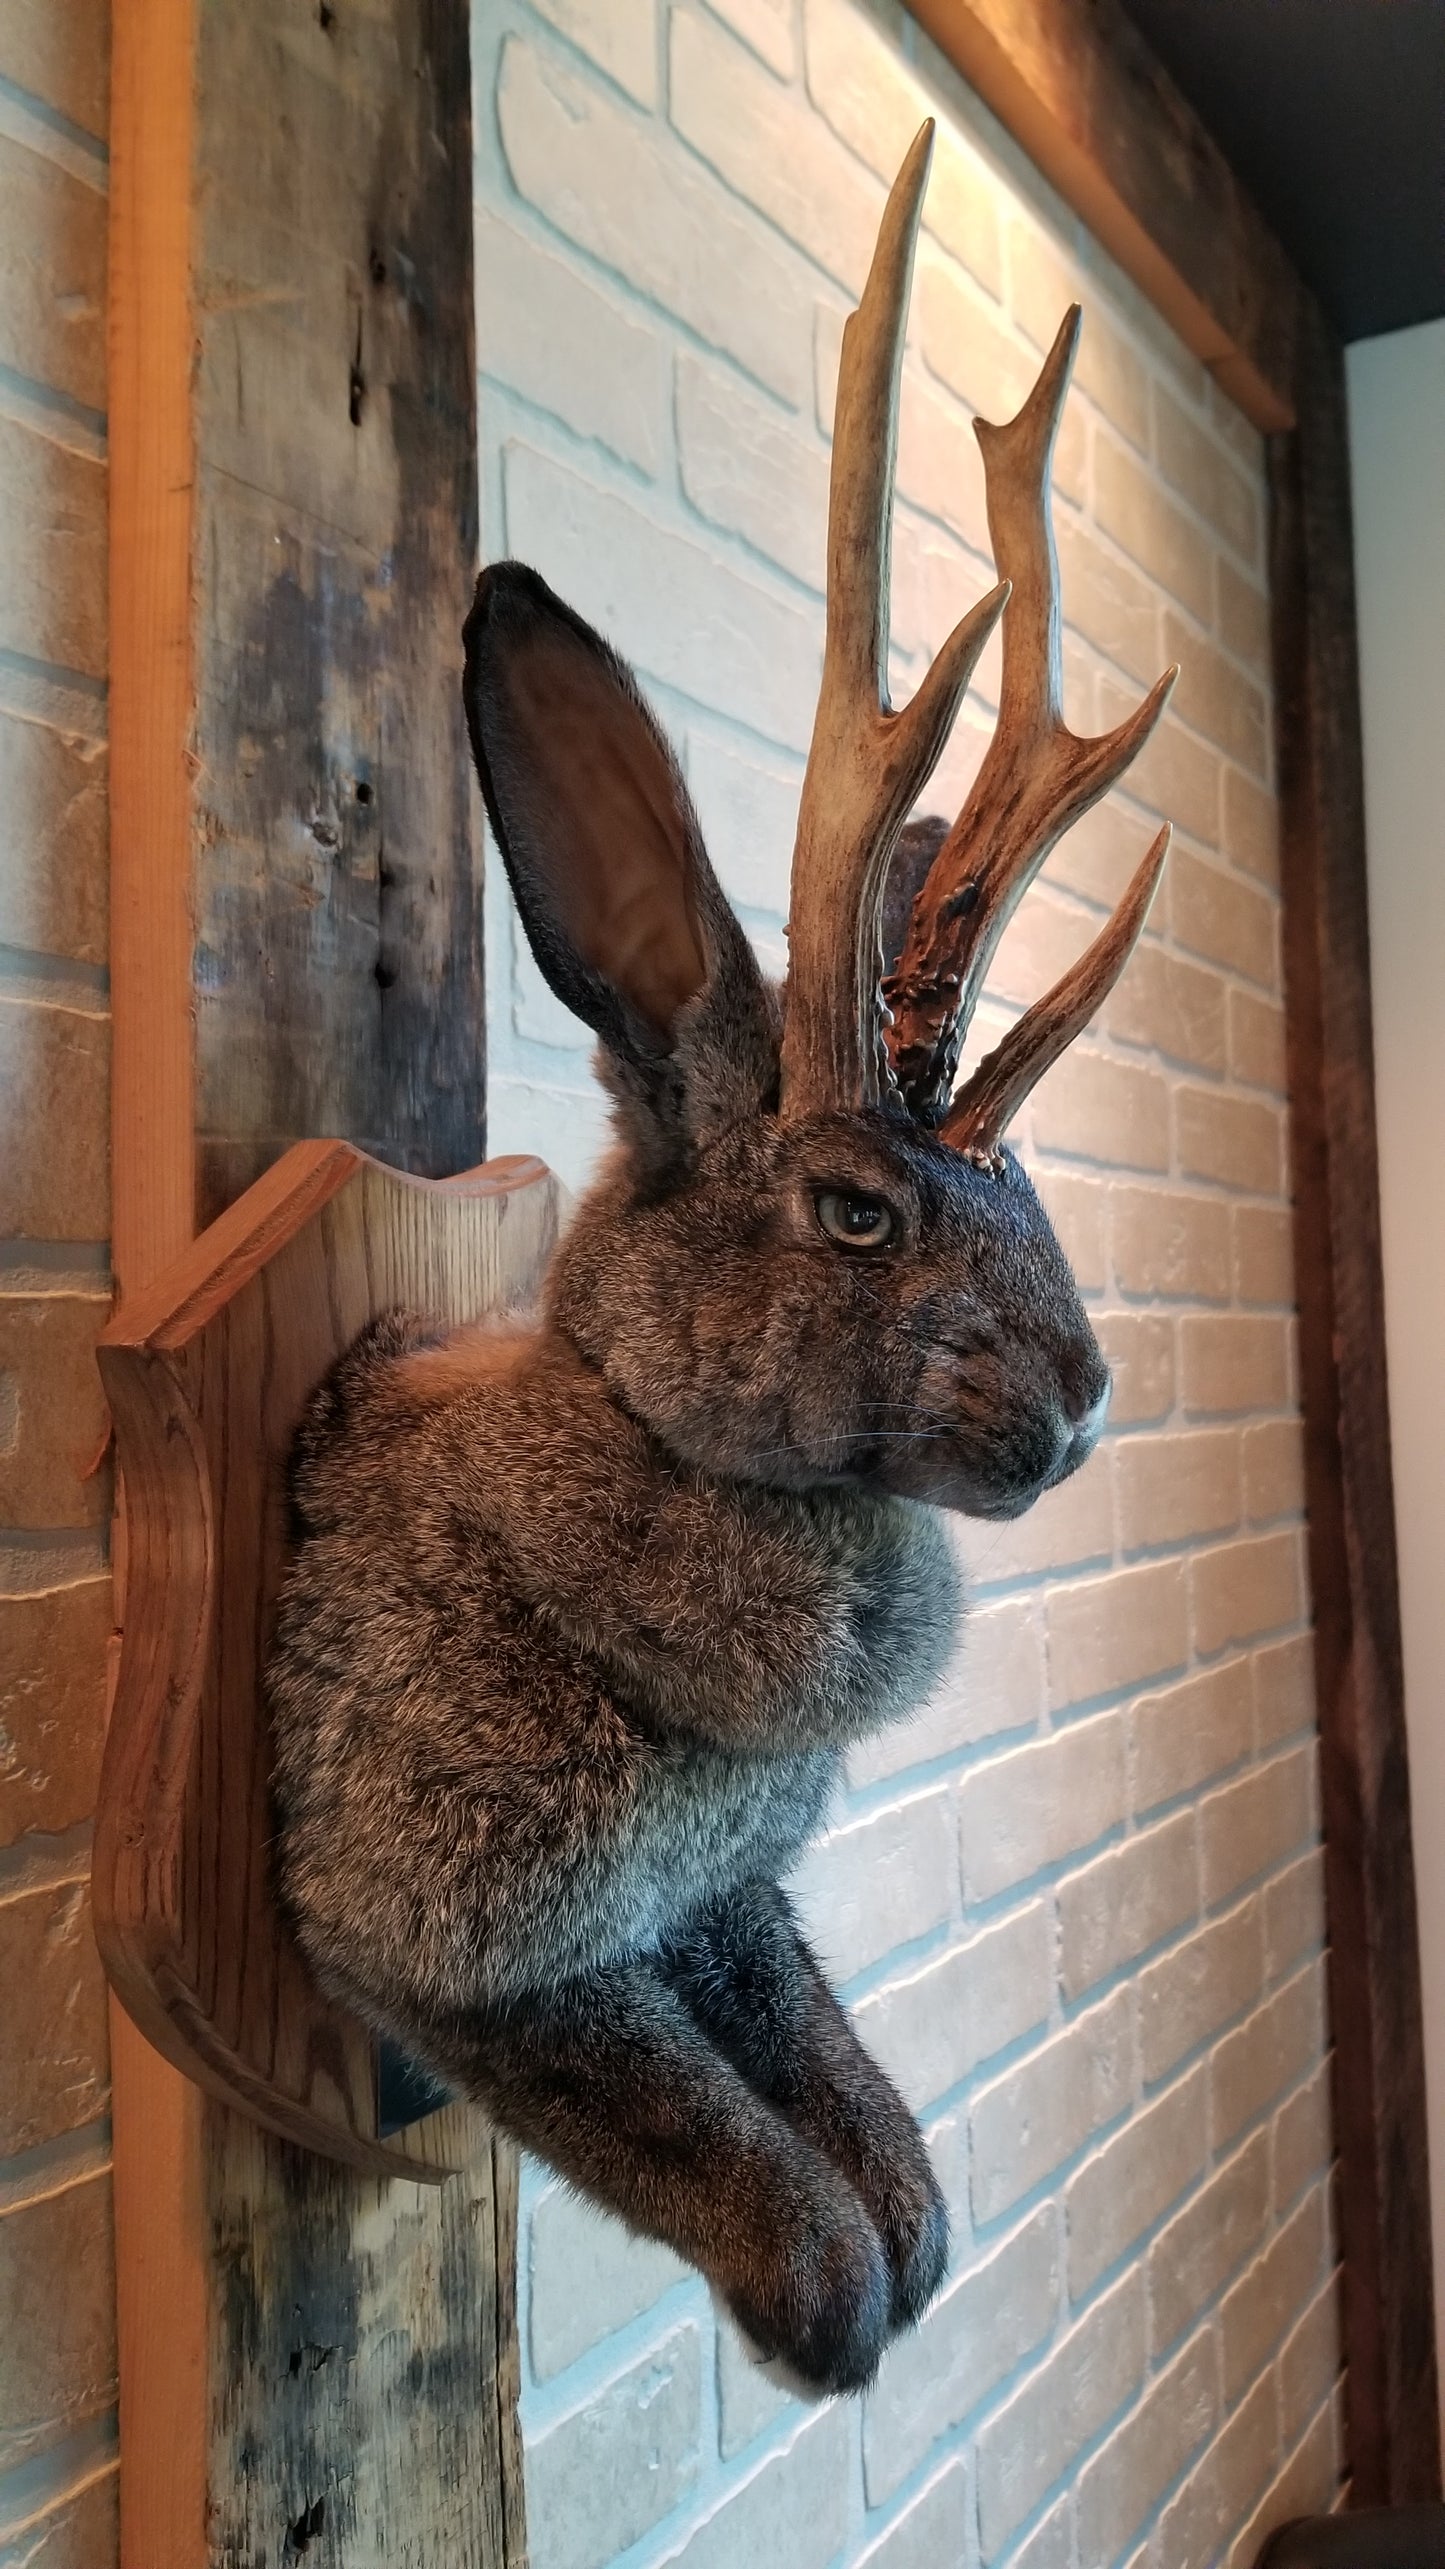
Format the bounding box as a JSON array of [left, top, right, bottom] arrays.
[[486, 611, 707, 1041]]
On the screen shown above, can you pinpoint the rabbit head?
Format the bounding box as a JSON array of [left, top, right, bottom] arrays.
[[463, 125, 1176, 1526]]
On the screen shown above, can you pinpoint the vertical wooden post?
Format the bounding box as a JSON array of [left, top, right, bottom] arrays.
[[107, 0, 523, 2555], [1270, 303, 1443, 2505]]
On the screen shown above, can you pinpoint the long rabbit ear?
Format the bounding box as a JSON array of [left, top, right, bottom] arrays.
[[464, 563, 774, 1138]]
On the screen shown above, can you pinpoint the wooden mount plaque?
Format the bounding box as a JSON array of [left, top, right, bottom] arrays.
[[95, 1144, 563, 2180]]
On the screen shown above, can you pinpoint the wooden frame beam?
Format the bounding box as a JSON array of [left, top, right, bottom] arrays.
[[908, 0, 1441, 2506]]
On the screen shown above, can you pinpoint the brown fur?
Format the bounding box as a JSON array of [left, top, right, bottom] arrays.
[[268, 565, 1112, 2394]]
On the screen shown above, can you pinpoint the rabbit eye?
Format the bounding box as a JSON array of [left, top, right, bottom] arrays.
[[815, 1190, 896, 1250]]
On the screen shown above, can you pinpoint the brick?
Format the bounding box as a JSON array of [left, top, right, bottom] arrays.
[[975, 2270, 1145, 2557], [677, 353, 828, 590], [498, 39, 811, 406], [0, 417, 105, 681], [0, 141, 106, 415], [1192, 1531, 1304, 1657], [1278, 2264, 1343, 2439], [671, 9, 879, 297], [1179, 1314, 1288, 1416], [0, 0, 109, 135], [1108, 697, 1221, 845], [1047, 795, 1162, 912], [1220, 2183, 1327, 2404], [1034, 1169, 1107, 1291], [0, 2170, 115, 2476], [1094, 434, 1214, 624], [503, 444, 820, 753], [862, 2207, 1057, 2504], [707, 0, 795, 79], [1176, 1087, 1284, 1198], [528, 2187, 686, 2382], [1067, 2067, 1207, 2297], [1171, 848, 1276, 986], [792, 1786, 957, 1984], [1252, 1633, 1316, 1751], [1163, 612, 1268, 775], [1151, 2365, 1275, 2569], [1058, 1810, 1199, 2000], [896, 365, 991, 555], [963, 1450, 1113, 1586], [916, 254, 1039, 424], [1008, 229, 1150, 452], [1222, 765, 1280, 887], [1006, 2497, 1072, 2569], [660, 2405, 851, 2569], [475, 212, 668, 476], [1210, 1959, 1326, 2151], [1095, 1313, 1174, 1427], [849, 1590, 1044, 1783], [853, 1903, 1051, 2113], [1264, 1847, 1326, 1988], [525, 2324, 701, 2569], [1154, 383, 1260, 564], [1030, 1047, 1170, 1172], [0, 1878, 108, 2156], [1243, 1419, 1304, 1525], [957, 1710, 1126, 1901], [1234, 1204, 1294, 1307], [1105, 945, 1228, 1075], [1055, 515, 1159, 682], [0, 709, 107, 967], [1047, 1560, 1189, 1713], [1149, 2133, 1270, 2356], [1272, 2062, 1332, 2216], [803, 0, 1001, 295], [1229, 988, 1287, 1093], [1227, 2398, 1339, 2569], [1110, 1187, 1230, 1305], [855, 2460, 971, 2569], [1133, 1662, 1254, 1815], [1216, 557, 1270, 673], [1116, 1429, 1241, 1554], [684, 726, 797, 920], [0, 1000, 108, 1240], [1075, 2328, 1216, 2566], [0, 1297, 107, 1528], [1139, 1899, 1263, 2084], [1199, 1750, 1312, 1910], [890, 504, 987, 662], [0, 1578, 108, 1843], [969, 1986, 1133, 2222], [989, 885, 1106, 1014], [528, 0, 657, 102], [714, 2316, 794, 2460]]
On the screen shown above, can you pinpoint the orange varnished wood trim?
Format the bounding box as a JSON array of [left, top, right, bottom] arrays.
[[107, 0, 208, 2557]]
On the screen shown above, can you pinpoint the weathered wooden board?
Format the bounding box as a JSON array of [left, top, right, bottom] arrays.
[[96, 1144, 561, 2177], [107, 0, 529, 2559], [1270, 302, 1443, 2505], [189, 0, 484, 1225]]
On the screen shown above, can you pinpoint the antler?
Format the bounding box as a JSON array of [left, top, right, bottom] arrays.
[[883, 308, 1178, 1126], [778, 124, 1007, 1121]]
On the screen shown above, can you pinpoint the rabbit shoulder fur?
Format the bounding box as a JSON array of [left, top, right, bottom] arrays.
[[268, 562, 1113, 2397]]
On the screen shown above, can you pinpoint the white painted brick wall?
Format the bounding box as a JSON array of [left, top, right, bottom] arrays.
[[472, 0, 1341, 2559]]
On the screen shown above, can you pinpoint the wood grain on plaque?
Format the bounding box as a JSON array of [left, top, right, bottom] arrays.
[[95, 1144, 562, 2180]]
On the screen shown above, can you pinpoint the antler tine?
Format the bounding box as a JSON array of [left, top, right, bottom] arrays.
[[884, 306, 1178, 1122], [941, 822, 1171, 1161], [779, 122, 1008, 1121]]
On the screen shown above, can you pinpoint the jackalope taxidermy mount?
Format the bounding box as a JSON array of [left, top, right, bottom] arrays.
[[269, 124, 1176, 2394]]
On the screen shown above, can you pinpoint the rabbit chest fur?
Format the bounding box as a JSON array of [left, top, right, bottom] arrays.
[[271, 1302, 958, 2030]]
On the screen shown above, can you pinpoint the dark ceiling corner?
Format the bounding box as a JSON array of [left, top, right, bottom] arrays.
[[1117, 0, 1445, 344]]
